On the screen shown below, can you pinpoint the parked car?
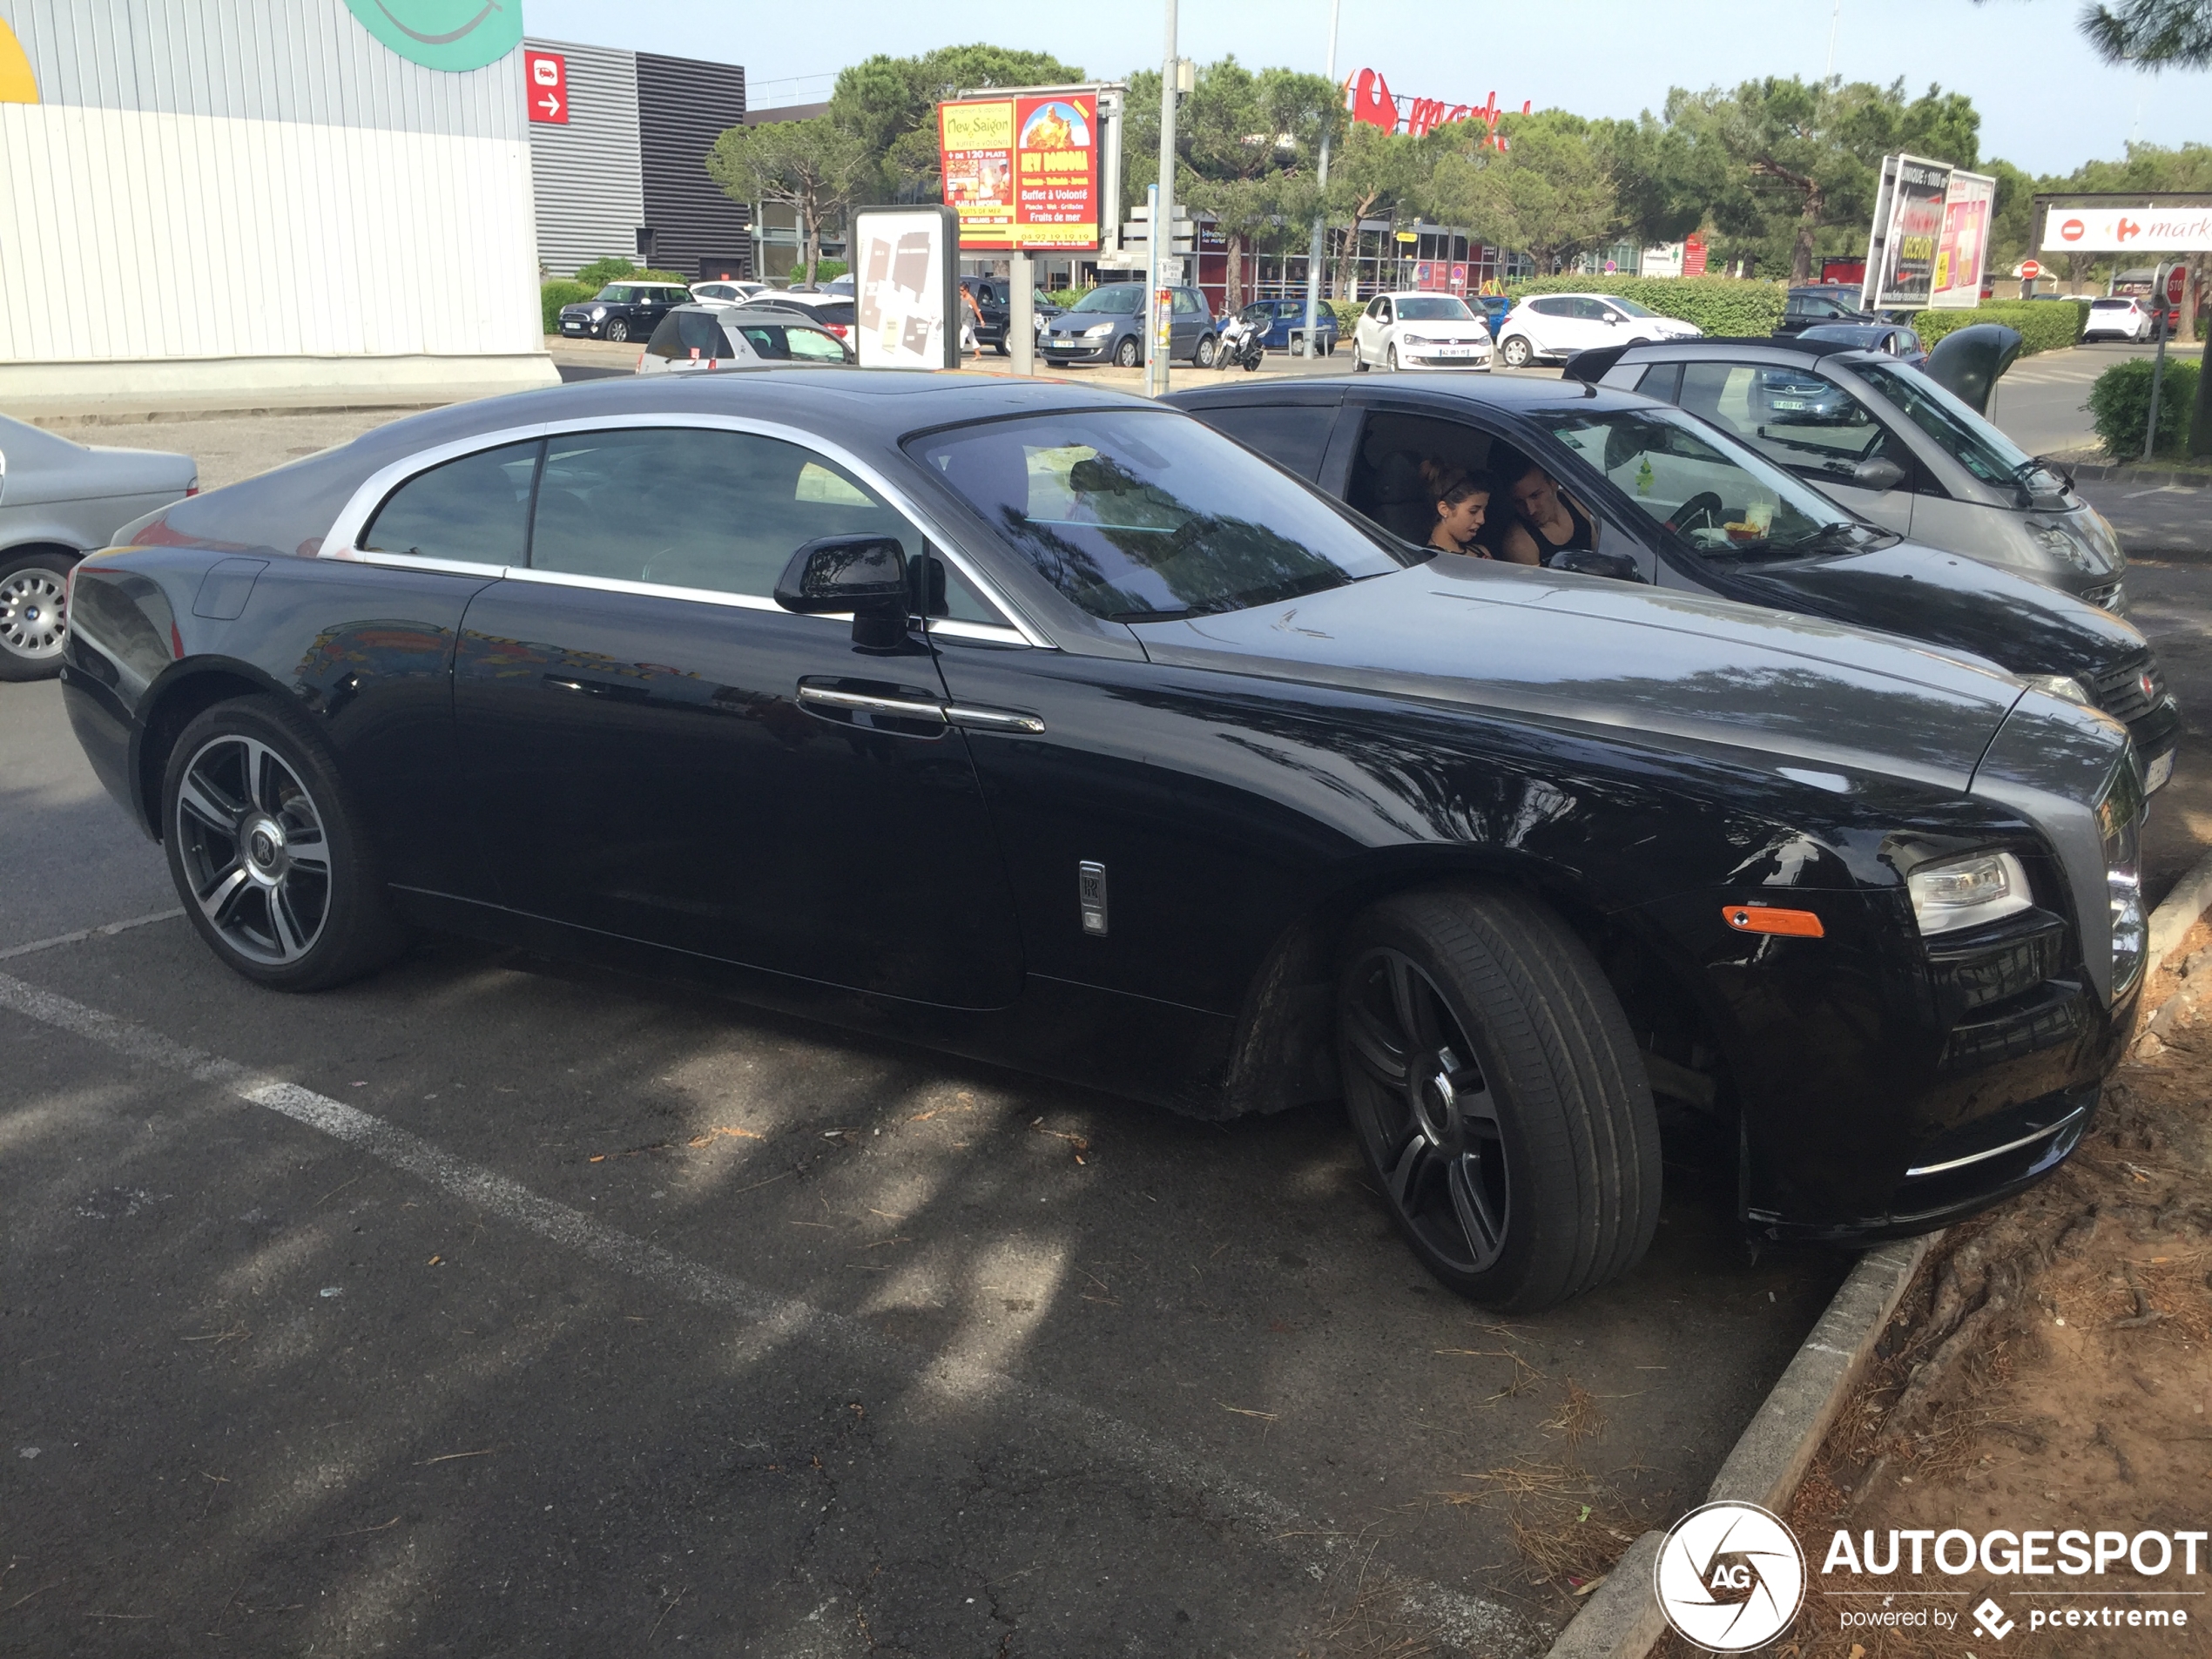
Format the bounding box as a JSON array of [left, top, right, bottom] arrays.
[[637, 305, 853, 372], [750, 292, 856, 345], [0, 414, 197, 680], [691, 280, 770, 306], [556, 280, 692, 343], [1163, 372, 2177, 793], [958, 277, 1067, 354], [1040, 284, 1217, 368], [1349, 292, 1494, 372], [1794, 322, 1926, 367], [1572, 338, 2138, 617], [1494, 293, 1700, 368], [65, 372, 2142, 1309], [2081, 297, 2156, 342], [1232, 296, 1339, 354], [1776, 286, 1877, 337]]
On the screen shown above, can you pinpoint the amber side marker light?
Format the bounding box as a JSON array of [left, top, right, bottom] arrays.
[[1723, 906, 1825, 938]]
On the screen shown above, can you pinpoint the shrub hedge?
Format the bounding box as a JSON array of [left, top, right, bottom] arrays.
[[540, 280, 592, 333], [1910, 302, 2084, 357], [1502, 275, 1786, 338], [2087, 357, 2198, 459]]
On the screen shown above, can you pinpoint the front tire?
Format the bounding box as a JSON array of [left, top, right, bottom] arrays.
[[0, 550, 75, 682], [1337, 885, 1661, 1312], [1386, 342, 1401, 371], [1352, 342, 1370, 372], [1114, 336, 1141, 368], [1501, 335, 1533, 368], [1194, 334, 1218, 368], [606, 320, 630, 343], [163, 697, 408, 992]]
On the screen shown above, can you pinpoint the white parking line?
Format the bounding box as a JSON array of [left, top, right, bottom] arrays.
[[0, 907, 184, 961], [0, 962, 1544, 1656]]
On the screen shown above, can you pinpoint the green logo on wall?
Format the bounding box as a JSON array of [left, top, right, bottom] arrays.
[[341, 0, 521, 71]]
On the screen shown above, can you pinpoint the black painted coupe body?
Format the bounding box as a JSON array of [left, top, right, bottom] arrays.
[[59, 372, 2142, 1306]]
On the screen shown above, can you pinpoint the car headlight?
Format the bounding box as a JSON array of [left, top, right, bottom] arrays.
[[2020, 672, 2093, 706], [1907, 850, 2034, 935], [590, 305, 608, 320], [1082, 322, 1115, 338], [2027, 518, 2096, 572], [2099, 766, 2147, 992]]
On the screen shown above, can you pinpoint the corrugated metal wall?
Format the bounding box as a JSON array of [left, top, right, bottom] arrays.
[[636, 51, 748, 280], [525, 37, 643, 279], [0, 0, 542, 367]]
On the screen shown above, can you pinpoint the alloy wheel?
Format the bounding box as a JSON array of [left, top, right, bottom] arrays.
[[0, 566, 67, 660], [173, 734, 334, 966], [1341, 947, 1511, 1274]]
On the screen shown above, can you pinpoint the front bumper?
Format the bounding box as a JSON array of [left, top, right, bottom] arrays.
[[1399, 347, 1494, 369], [558, 317, 605, 338], [1041, 339, 1116, 362]]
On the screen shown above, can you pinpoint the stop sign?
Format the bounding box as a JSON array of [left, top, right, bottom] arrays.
[[2020, 260, 2041, 280], [2168, 265, 2188, 304]]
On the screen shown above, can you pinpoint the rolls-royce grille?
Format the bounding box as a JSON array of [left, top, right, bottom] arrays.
[[2091, 653, 2165, 724]]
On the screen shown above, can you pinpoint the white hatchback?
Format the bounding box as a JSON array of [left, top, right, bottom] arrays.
[[2081, 296, 2155, 341], [1494, 293, 1700, 368], [1351, 293, 1494, 371]]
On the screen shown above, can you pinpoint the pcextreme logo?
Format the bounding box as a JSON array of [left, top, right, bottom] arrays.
[[1654, 1501, 1807, 1650]]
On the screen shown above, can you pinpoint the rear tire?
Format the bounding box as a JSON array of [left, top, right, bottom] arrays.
[[1337, 884, 1662, 1312], [162, 696, 409, 993], [1501, 335, 1533, 368], [0, 549, 76, 682]]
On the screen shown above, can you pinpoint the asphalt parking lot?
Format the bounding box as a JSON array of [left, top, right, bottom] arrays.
[[4, 394, 2204, 1657]]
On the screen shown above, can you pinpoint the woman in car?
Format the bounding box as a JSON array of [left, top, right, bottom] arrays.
[[1494, 461, 1595, 566], [1421, 460, 1499, 558]]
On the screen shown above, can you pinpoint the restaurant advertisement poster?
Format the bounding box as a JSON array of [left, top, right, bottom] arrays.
[[938, 92, 1100, 251], [1861, 153, 1952, 311], [1929, 169, 1997, 309]]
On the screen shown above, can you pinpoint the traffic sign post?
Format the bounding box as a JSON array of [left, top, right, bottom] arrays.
[[2145, 260, 2177, 462]]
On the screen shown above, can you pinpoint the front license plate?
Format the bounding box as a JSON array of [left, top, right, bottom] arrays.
[[2147, 749, 2175, 792], [1772, 397, 1809, 409]]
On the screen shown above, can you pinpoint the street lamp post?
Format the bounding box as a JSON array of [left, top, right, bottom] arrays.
[[1147, 0, 1181, 397], [1299, 0, 1344, 362]]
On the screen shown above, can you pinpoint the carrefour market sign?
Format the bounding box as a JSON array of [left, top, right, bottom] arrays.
[[2042, 206, 2212, 253], [342, 0, 522, 71]]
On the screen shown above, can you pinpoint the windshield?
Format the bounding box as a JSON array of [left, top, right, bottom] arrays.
[[908, 411, 1408, 621], [1071, 287, 1143, 314], [1532, 406, 1865, 559], [596, 286, 637, 302], [1852, 360, 2050, 492], [1397, 296, 1475, 321], [1608, 297, 1657, 318]]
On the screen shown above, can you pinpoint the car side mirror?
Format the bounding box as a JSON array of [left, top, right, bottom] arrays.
[[1602, 314, 1622, 324], [1851, 456, 1906, 493], [1546, 547, 1645, 583], [774, 535, 911, 648]]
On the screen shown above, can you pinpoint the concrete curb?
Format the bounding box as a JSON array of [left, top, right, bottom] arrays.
[[1546, 839, 2212, 1659], [1544, 1237, 1934, 1659], [2067, 462, 2209, 489]]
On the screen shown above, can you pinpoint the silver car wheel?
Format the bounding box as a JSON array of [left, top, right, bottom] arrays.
[[174, 734, 333, 966], [0, 565, 67, 659]]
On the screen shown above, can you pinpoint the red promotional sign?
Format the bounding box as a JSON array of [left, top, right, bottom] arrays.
[[525, 51, 567, 124], [939, 93, 1099, 251], [1683, 233, 1708, 277], [1345, 70, 1527, 149]]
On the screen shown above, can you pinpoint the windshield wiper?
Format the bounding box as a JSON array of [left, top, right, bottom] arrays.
[[1760, 522, 1888, 559]]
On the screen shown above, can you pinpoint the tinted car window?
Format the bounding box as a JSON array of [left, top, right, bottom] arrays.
[[362, 439, 542, 565], [1855, 360, 2046, 489], [1676, 361, 1911, 487], [531, 428, 917, 597], [730, 322, 846, 362], [1530, 297, 1568, 316], [1196, 403, 1339, 482], [1396, 296, 1474, 321], [909, 410, 1406, 622], [647, 310, 729, 360]]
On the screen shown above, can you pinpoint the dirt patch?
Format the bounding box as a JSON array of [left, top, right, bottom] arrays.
[[1654, 923, 2212, 1658]]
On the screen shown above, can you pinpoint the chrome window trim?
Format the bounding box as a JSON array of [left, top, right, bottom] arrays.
[[318, 412, 1052, 649]]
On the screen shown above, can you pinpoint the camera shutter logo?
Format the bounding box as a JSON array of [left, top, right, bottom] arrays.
[[1652, 1501, 1806, 1651]]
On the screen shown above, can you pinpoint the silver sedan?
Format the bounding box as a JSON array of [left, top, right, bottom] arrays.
[[2, 414, 197, 679]]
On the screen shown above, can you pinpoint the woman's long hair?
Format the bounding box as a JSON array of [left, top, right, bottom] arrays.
[[1420, 457, 1495, 509]]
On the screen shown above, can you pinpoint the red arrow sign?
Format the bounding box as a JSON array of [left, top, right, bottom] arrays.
[[526, 51, 569, 125]]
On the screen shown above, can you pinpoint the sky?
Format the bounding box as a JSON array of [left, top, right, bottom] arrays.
[[518, 0, 2204, 179]]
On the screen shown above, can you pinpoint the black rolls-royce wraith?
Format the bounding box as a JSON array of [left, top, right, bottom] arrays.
[[61, 372, 2143, 1311]]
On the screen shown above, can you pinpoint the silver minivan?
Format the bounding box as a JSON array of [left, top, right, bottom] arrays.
[[1583, 340, 2128, 612]]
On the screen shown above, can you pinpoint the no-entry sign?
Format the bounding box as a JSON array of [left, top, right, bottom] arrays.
[[526, 51, 567, 125], [2019, 259, 2041, 280]]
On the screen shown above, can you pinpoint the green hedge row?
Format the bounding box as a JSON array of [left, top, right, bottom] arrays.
[[1503, 275, 1786, 338], [2087, 357, 2198, 459], [1910, 302, 2084, 357], [541, 280, 593, 333]]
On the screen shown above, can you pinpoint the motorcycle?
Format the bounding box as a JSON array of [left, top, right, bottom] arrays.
[[1216, 308, 1265, 373]]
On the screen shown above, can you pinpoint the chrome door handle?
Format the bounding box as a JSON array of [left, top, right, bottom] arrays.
[[945, 705, 1045, 734], [794, 685, 948, 723]]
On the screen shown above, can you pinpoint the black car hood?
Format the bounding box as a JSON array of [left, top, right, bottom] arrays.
[[1710, 539, 2145, 681], [1133, 556, 2023, 791]]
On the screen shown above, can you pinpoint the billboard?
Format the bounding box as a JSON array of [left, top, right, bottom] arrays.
[[1929, 169, 1996, 309], [2042, 205, 2212, 253], [851, 206, 959, 369], [939, 93, 1100, 251], [1862, 154, 1951, 311]]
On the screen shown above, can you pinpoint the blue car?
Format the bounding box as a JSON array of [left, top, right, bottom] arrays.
[[1235, 298, 1339, 354]]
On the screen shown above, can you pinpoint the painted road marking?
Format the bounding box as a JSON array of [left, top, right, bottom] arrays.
[[0, 907, 183, 961], [0, 962, 1542, 1656]]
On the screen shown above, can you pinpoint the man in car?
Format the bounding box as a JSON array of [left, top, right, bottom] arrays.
[[1491, 462, 1595, 565]]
